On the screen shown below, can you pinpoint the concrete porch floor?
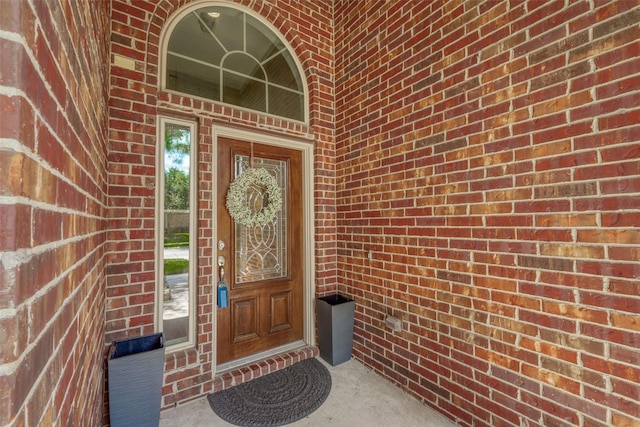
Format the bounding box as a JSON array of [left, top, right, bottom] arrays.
[[159, 358, 458, 426]]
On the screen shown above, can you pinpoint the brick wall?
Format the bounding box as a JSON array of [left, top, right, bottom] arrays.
[[107, 0, 334, 410], [335, 1, 639, 426], [0, 1, 109, 426]]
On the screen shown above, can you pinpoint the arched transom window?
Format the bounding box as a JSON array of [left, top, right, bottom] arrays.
[[164, 6, 306, 122]]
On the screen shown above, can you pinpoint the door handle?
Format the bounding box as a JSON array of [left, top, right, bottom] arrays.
[[217, 255, 228, 308], [217, 255, 226, 281]]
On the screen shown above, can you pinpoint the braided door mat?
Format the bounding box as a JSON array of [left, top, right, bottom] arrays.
[[208, 358, 332, 426]]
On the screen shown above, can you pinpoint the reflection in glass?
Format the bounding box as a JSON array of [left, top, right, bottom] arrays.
[[234, 155, 287, 284], [166, 55, 220, 100], [162, 123, 192, 345], [164, 6, 305, 121], [268, 86, 304, 122], [263, 51, 302, 90]]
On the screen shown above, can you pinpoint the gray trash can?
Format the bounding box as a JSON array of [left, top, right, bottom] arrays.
[[316, 295, 355, 366], [108, 333, 165, 427]]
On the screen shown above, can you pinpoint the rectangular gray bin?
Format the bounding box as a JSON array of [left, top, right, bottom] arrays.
[[316, 295, 355, 366], [108, 333, 165, 427]]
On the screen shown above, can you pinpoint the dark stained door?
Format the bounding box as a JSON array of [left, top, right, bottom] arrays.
[[216, 137, 303, 364]]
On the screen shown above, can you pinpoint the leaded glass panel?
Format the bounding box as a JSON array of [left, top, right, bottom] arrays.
[[234, 155, 287, 283]]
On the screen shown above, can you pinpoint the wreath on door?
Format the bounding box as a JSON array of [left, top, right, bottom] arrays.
[[226, 167, 282, 227]]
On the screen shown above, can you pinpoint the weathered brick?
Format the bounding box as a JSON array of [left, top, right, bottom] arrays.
[[570, 24, 640, 64], [593, 7, 640, 39], [13, 0, 618, 425], [0, 203, 31, 250], [2, 0, 109, 426], [543, 385, 608, 421]]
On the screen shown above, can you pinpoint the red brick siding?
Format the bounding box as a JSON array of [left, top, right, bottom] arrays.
[[0, 1, 109, 426], [335, 1, 639, 426], [107, 0, 335, 412]]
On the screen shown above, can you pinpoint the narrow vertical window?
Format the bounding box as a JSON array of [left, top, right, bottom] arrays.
[[157, 117, 197, 349]]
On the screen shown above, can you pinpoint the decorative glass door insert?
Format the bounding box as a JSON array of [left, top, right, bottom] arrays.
[[233, 155, 288, 284]]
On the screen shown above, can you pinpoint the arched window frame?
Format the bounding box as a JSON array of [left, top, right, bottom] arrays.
[[159, 2, 309, 124]]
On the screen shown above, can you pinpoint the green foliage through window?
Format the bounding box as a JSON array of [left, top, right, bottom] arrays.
[[165, 167, 190, 210]]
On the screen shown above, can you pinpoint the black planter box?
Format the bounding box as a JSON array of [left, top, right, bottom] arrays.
[[316, 295, 355, 366], [108, 333, 165, 427]]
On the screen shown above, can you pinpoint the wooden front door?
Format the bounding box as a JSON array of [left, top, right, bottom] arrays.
[[216, 136, 303, 365]]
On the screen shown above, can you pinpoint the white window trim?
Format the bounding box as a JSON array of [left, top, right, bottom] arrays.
[[156, 116, 198, 352], [158, 1, 309, 124]]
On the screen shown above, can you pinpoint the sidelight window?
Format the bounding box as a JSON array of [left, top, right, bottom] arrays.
[[156, 117, 197, 349]]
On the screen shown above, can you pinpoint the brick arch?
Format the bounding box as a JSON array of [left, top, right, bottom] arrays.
[[145, 0, 321, 127]]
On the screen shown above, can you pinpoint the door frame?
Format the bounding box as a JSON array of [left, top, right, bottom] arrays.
[[212, 125, 315, 372]]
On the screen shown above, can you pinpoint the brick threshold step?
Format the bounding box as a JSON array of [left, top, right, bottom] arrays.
[[212, 346, 319, 393]]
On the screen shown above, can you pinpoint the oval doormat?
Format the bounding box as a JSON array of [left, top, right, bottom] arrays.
[[208, 358, 332, 426]]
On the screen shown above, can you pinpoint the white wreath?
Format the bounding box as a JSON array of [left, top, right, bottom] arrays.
[[226, 167, 282, 227]]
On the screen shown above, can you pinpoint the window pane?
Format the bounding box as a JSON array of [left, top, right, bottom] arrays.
[[162, 123, 193, 346], [246, 14, 284, 62], [268, 86, 304, 122], [166, 54, 220, 100], [168, 11, 225, 65], [210, 7, 244, 52], [224, 52, 265, 80], [164, 6, 305, 121], [223, 71, 266, 112], [264, 51, 302, 91], [234, 155, 288, 283]]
